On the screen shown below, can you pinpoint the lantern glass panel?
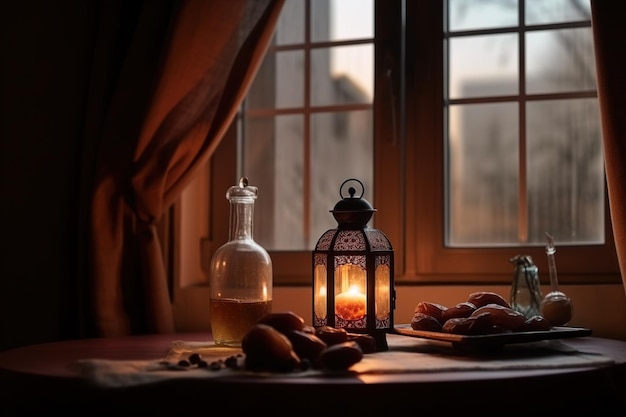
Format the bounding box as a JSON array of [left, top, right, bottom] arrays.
[[334, 256, 367, 326], [313, 254, 327, 324], [375, 260, 391, 326]]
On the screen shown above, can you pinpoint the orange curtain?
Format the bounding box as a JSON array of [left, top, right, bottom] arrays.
[[89, 0, 284, 336], [591, 1, 626, 296]]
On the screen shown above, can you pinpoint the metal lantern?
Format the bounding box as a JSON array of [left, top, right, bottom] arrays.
[[312, 178, 395, 351]]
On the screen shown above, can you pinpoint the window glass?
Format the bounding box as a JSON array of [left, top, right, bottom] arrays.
[[275, 0, 305, 45], [311, 45, 373, 106], [275, 51, 305, 108], [526, 98, 603, 244], [246, 50, 304, 110], [448, 0, 518, 31], [312, 0, 374, 42], [526, 0, 591, 25], [449, 34, 518, 99], [447, 102, 519, 246], [526, 28, 596, 94]]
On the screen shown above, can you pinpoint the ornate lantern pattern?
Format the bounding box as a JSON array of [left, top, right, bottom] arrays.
[[313, 179, 395, 351]]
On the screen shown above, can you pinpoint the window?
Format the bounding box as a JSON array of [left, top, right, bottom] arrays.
[[408, 0, 617, 283], [446, 0, 602, 247], [201, 0, 619, 287]]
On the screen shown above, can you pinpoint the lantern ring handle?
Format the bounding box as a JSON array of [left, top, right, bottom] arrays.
[[339, 178, 365, 199]]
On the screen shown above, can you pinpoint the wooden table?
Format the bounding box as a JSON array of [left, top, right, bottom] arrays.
[[1, 332, 625, 416]]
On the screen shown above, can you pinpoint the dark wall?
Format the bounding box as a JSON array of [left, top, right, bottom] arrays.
[[1, 1, 97, 350]]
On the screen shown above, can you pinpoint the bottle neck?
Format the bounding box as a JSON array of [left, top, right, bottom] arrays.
[[229, 198, 255, 241]]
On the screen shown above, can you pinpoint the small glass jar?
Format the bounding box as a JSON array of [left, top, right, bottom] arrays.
[[509, 255, 542, 319], [209, 177, 272, 347]]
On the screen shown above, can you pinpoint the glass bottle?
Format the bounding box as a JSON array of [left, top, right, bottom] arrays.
[[509, 255, 542, 319], [209, 177, 273, 347]]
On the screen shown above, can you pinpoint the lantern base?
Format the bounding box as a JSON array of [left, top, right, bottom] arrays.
[[371, 331, 388, 352]]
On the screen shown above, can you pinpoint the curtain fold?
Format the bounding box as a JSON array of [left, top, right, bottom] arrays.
[[591, 0, 626, 296], [89, 0, 284, 336]]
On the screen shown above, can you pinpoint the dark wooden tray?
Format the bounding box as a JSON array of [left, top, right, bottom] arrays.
[[393, 324, 592, 349]]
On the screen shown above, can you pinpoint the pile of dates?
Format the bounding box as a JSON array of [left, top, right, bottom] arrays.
[[241, 311, 377, 372], [411, 291, 552, 335]]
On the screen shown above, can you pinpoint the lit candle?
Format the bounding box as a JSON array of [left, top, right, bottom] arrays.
[[335, 286, 366, 321]]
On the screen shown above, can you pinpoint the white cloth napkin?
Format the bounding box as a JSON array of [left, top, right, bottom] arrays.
[[70, 334, 614, 388]]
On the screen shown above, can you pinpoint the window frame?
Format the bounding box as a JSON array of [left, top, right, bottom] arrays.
[[200, 0, 619, 288]]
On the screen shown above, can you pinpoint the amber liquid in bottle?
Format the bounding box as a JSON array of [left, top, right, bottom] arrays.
[[209, 299, 272, 345], [209, 177, 273, 347]]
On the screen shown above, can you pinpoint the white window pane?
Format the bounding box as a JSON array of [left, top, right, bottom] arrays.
[[526, 28, 596, 94], [449, 34, 518, 99], [448, 0, 518, 32], [527, 99, 604, 244], [526, 0, 591, 25], [312, 0, 373, 42], [312, 45, 373, 106], [447, 103, 519, 246]]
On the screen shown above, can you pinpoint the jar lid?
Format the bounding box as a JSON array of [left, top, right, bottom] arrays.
[[226, 176, 258, 200]]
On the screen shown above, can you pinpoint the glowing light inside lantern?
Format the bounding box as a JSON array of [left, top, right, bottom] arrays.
[[315, 285, 327, 320], [375, 264, 390, 320], [335, 285, 366, 321]]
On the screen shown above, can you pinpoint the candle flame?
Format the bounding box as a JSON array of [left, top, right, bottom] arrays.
[[347, 285, 362, 295]]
